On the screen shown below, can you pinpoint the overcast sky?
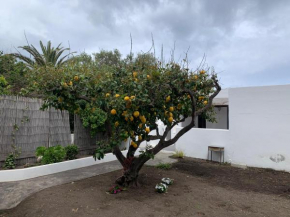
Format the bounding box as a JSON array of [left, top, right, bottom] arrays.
[[1, 0, 290, 88]]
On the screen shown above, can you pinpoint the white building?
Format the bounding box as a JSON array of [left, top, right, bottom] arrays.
[[147, 84, 290, 172], [173, 84, 290, 172]]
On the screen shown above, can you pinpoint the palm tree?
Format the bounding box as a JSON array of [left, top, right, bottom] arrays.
[[12, 41, 75, 68]]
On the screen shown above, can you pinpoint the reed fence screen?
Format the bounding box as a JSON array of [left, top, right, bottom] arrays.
[[0, 95, 71, 163], [73, 115, 108, 155]]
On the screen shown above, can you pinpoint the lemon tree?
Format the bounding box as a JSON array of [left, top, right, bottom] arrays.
[[28, 50, 221, 186]]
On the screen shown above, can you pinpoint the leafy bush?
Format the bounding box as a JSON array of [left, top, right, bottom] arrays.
[[3, 154, 16, 169], [42, 145, 66, 164], [156, 163, 172, 170], [0, 51, 28, 95], [35, 145, 66, 164], [35, 146, 46, 157], [65, 145, 79, 160], [0, 75, 10, 95]]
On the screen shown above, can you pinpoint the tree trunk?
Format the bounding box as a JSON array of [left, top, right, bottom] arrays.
[[115, 155, 150, 187]]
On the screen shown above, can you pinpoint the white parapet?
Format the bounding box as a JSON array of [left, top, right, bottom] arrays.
[[0, 150, 138, 182]]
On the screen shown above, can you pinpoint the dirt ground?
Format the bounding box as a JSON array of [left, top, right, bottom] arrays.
[[1, 157, 290, 217]]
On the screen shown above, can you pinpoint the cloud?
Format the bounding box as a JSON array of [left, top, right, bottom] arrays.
[[0, 0, 290, 87]]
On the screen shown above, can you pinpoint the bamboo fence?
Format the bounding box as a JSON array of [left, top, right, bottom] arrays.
[[74, 115, 108, 155], [0, 95, 71, 165]]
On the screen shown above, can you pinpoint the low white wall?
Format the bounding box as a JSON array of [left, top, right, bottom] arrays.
[[0, 150, 138, 182], [175, 127, 230, 162], [175, 84, 290, 172]]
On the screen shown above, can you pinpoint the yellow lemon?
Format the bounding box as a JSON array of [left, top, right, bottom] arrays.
[[125, 117, 129, 121], [105, 93, 110, 97], [177, 104, 182, 110], [111, 109, 117, 115], [168, 117, 173, 123], [166, 96, 171, 102], [193, 75, 198, 80], [131, 141, 138, 148], [138, 135, 142, 141], [147, 75, 151, 79], [203, 100, 208, 105], [138, 123, 143, 128], [115, 121, 119, 127], [198, 96, 204, 101], [122, 110, 127, 116], [169, 112, 173, 117], [133, 111, 140, 118], [133, 71, 138, 77], [74, 76, 79, 81], [141, 117, 146, 124], [200, 70, 206, 74], [130, 116, 134, 121], [145, 127, 150, 134], [124, 96, 130, 101], [130, 96, 135, 100], [115, 94, 120, 97], [169, 107, 174, 112], [62, 82, 68, 88], [68, 81, 73, 86]]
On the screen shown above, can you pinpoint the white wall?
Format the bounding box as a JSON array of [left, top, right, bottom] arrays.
[[175, 84, 290, 172], [228, 85, 290, 171], [175, 127, 229, 162], [0, 150, 137, 182]]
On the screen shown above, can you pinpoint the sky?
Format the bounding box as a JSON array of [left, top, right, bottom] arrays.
[[0, 0, 290, 88]]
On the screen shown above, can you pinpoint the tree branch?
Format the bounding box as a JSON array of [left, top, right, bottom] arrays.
[[113, 145, 126, 167], [77, 95, 91, 102], [196, 77, 221, 116], [163, 76, 221, 148]]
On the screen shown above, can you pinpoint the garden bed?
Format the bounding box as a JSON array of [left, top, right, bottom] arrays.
[[0, 150, 131, 182], [2, 157, 290, 217]]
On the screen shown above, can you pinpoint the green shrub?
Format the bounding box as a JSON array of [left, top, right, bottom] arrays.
[[35, 145, 66, 164], [65, 145, 79, 160], [35, 146, 46, 157], [156, 163, 172, 170], [173, 150, 185, 158], [0, 75, 10, 95], [3, 154, 16, 169]]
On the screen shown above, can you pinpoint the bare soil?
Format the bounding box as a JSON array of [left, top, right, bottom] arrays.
[[1, 157, 290, 217]]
